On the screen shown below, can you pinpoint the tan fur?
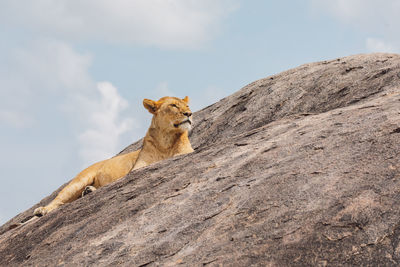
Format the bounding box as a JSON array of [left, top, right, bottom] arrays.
[[34, 96, 193, 216]]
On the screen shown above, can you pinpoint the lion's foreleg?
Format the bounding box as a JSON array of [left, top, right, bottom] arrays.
[[82, 185, 97, 197], [34, 173, 96, 216]]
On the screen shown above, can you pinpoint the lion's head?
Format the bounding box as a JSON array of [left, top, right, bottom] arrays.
[[143, 96, 193, 132]]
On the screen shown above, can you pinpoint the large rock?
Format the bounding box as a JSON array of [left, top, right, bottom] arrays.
[[1, 53, 400, 266]]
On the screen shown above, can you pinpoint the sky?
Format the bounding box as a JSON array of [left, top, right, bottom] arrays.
[[0, 0, 399, 225]]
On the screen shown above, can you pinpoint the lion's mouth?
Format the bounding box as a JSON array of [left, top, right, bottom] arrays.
[[174, 119, 192, 128]]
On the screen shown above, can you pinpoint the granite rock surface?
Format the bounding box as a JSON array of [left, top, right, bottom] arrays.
[[1, 53, 400, 266]]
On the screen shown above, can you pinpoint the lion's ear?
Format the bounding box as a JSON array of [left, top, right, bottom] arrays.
[[143, 99, 158, 114], [183, 96, 189, 104]]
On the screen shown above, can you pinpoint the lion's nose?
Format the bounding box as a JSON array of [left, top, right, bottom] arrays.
[[183, 112, 192, 117]]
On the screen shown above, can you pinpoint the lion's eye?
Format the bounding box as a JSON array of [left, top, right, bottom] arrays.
[[170, 104, 178, 109]]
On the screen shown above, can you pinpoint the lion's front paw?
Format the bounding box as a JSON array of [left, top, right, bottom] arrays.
[[82, 186, 97, 197], [33, 206, 48, 217]]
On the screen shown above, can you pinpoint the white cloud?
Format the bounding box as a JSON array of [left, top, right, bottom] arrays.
[[0, 0, 238, 49], [0, 39, 134, 165], [0, 41, 83, 128], [15, 39, 93, 92], [0, 39, 93, 127], [78, 82, 133, 166], [366, 38, 398, 53], [310, 0, 400, 52]]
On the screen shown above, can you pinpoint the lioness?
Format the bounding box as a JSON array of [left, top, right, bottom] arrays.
[[33, 96, 193, 216]]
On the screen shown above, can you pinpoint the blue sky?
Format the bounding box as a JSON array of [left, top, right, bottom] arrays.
[[0, 0, 399, 225]]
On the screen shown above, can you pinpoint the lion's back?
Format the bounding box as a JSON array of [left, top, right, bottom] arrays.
[[95, 150, 141, 186]]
